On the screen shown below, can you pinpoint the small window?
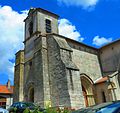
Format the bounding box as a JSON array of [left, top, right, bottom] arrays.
[[69, 51, 72, 61], [29, 21, 33, 36], [118, 74, 120, 87], [69, 70, 74, 90], [29, 61, 32, 67], [102, 91, 106, 102], [45, 19, 51, 33]]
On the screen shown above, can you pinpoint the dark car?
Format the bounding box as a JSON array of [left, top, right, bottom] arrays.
[[8, 102, 45, 113], [72, 101, 120, 113]]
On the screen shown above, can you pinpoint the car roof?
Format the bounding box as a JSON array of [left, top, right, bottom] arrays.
[[92, 101, 120, 111], [0, 108, 8, 111], [72, 101, 120, 113], [92, 102, 113, 110], [14, 102, 33, 104], [12, 102, 35, 106]]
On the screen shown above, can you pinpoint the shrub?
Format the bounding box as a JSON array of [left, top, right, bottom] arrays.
[[23, 106, 72, 113]]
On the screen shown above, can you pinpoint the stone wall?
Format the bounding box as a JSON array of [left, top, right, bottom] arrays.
[[14, 50, 24, 102], [67, 40, 102, 82], [109, 72, 120, 100], [95, 82, 111, 104], [24, 35, 51, 107], [37, 11, 58, 34], [47, 34, 84, 109], [100, 41, 120, 75], [99, 41, 120, 101]]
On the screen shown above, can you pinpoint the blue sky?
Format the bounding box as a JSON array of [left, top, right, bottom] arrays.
[[0, 0, 120, 85]]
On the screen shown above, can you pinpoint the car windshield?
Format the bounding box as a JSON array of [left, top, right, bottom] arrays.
[[22, 102, 35, 107]]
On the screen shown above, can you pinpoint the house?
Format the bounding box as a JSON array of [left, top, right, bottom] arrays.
[[0, 80, 13, 108]]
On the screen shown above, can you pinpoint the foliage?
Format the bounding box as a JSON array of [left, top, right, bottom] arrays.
[[10, 102, 73, 113], [22, 106, 72, 113]]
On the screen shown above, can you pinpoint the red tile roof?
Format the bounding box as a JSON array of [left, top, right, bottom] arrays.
[[95, 76, 108, 84], [0, 85, 13, 94]]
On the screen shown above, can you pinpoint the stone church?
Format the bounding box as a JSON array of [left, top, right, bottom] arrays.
[[14, 8, 120, 109]]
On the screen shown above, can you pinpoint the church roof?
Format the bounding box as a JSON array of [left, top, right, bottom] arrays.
[[51, 33, 98, 50], [100, 38, 120, 49], [35, 8, 59, 18], [0, 85, 13, 94], [51, 34, 120, 51], [95, 76, 108, 84], [24, 7, 59, 22]]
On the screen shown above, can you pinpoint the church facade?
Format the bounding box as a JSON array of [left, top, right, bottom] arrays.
[[14, 8, 120, 109]]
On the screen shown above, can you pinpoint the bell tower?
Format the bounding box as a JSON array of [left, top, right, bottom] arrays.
[[23, 8, 59, 107], [24, 8, 59, 40]]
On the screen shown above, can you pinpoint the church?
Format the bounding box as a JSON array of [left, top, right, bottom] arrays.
[[13, 8, 120, 109]]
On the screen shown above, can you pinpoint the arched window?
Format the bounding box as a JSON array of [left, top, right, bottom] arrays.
[[80, 74, 95, 106], [45, 19, 51, 33], [29, 87, 34, 102], [29, 21, 33, 36]]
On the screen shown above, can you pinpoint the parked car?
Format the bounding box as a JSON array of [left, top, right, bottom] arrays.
[[72, 101, 120, 113], [0, 107, 9, 113], [8, 102, 46, 113], [8, 102, 35, 113]]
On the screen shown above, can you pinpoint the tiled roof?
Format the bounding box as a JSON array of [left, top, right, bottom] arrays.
[[0, 85, 13, 94], [95, 76, 108, 84]]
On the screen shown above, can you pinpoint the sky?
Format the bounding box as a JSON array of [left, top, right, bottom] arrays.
[[0, 0, 120, 85]]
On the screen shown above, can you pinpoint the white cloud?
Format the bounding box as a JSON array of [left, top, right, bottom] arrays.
[[93, 36, 112, 46], [57, 0, 99, 9], [0, 6, 27, 83], [58, 18, 84, 42]]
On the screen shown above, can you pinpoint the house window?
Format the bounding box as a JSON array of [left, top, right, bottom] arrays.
[[46, 19, 51, 33], [29, 21, 33, 36]]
